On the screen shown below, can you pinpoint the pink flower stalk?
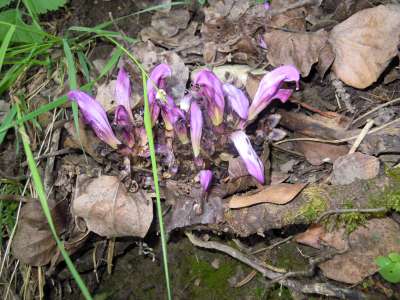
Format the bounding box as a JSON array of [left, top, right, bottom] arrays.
[[248, 65, 300, 121], [113, 105, 135, 148], [199, 170, 212, 192], [68, 90, 121, 149], [193, 69, 225, 126], [190, 101, 203, 158], [147, 64, 172, 125], [230, 130, 264, 184], [222, 83, 249, 120], [115, 67, 134, 123]]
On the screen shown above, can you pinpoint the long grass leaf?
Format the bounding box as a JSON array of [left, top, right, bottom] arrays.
[[142, 70, 172, 300], [62, 39, 80, 137], [0, 105, 16, 144], [16, 101, 92, 300], [77, 51, 90, 83], [0, 24, 15, 74]]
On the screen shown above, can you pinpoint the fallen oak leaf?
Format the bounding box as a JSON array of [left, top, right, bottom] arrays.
[[229, 183, 307, 209], [294, 224, 325, 249], [329, 4, 400, 88]]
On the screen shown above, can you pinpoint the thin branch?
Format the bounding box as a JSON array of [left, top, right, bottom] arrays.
[[0, 194, 35, 202], [316, 207, 387, 224]]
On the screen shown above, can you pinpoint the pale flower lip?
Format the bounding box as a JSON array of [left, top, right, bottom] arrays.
[[248, 65, 300, 121], [230, 130, 264, 184], [115, 67, 134, 123], [199, 170, 213, 192], [193, 69, 225, 126], [190, 101, 203, 158], [68, 90, 121, 149], [147, 64, 172, 125], [222, 83, 249, 120]]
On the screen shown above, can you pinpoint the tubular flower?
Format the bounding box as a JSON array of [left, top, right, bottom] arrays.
[[190, 101, 203, 158], [160, 96, 183, 131], [147, 64, 172, 125], [222, 83, 249, 120], [115, 67, 134, 123], [68, 90, 121, 149], [248, 65, 300, 121], [113, 105, 135, 148], [193, 69, 225, 126], [199, 170, 213, 192], [175, 115, 189, 144], [180, 94, 192, 112], [230, 130, 264, 184]]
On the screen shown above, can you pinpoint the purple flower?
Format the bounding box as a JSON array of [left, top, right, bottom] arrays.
[[230, 130, 264, 184], [248, 65, 300, 121], [160, 96, 183, 131], [113, 105, 135, 148], [147, 64, 172, 125], [190, 101, 203, 158], [115, 67, 134, 123], [193, 69, 225, 126], [222, 83, 249, 120], [263, 1, 270, 10], [175, 115, 189, 144], [199, 170, 212, 192], [68, 90, 121, 149], [180, 94, 192, 112]]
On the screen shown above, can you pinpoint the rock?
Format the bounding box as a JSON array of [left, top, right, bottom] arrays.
[[331, 152, 380, 185], [319, 218, 400, 284]]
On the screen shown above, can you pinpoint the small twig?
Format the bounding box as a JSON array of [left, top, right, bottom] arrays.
[[264, 246, 348, 288], [271, 144, 304, 157], [316, 207, 387, 224], [0, 194, 36, 202], [0, 169, 26, 181], [251, 236, 293, 255], [21, 148, 75, 167], [274, 117, 400, 145], [351, 97, 400, 126], [348, 119, 374, 154], [268, 0, 320, 17]]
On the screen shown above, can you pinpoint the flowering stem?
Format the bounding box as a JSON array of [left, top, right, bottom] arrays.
[[142, 70, 172, 300]]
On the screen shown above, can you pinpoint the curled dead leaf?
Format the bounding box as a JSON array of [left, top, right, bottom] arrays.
[[12, 201, 66, 266], [229, 183, 307, 209], [264, 29, 330, 77], [73, 175, 153, 238], [294, 224, 325, 249], [329, 5, 400, 88]]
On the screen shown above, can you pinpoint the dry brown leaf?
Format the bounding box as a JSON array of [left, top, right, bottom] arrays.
[[294, 224, 325, 249], [269, 0, 306, 31], [150, 9, 190, 38], [297, 139, 349, 166], [12, 201, 66, 266], [329, 5, 400, 88], [73, 175, 153, 238], [319, 218, 400, 284], [331, 152, 380, 185], [264, 30, 329, 77], [229, 183, 306, 209]]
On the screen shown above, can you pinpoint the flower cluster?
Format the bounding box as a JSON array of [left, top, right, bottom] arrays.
[[68, 64, 300, 185]]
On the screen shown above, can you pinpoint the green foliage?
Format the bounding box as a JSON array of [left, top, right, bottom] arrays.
[[295, 186, 328, 222], [337, 201, 368, 233], [376, 252, 400, 283], [23, 0, 67, 14], [0, 0, 12, 9], [0, 9, 43, 43], [0, 181, 21, 244]]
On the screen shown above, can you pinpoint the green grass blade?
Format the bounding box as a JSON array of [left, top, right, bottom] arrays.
[[142, 70, 172, 300], [77, 51, 91, 83], [0, 105, 16, 144], [21, 0, 42, 31], [0, 24, 15, 74], [16, 101, 92, 300], [62, 39, 80, 137]]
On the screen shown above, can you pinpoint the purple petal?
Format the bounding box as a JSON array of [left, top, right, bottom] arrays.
[[248, 65, 300, 121], [147, 64, 172, 105], [113, 105, 135, 148], [230, 130, 264, 184], [199, 170, 213, 192], [190, 101, 203, 158], [193, 69, 225, 126], [223, 83, 249, 120], [258, 34, 267, 49], [68, 90, 121, 149], [175, 115, 189, 144], [115, 67, 134, 122], [263, 1, 270, 10]]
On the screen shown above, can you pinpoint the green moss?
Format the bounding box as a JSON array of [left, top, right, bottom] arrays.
[[268, 243, 309, 271], [294, 186, 328, 223], [336, 201, 368, 233], [368, 167, 400, 213]]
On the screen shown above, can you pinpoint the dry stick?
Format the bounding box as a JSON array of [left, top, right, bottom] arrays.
[[0, 194, 35, 202], [21, 148, 75, 167], [351, 97, 400, 126], [348, 119, 374, 154], [274, 117, 400, 145], [251, 236, 294, 255], [268, 0, 320, 16], [316, 207, 387, 224]]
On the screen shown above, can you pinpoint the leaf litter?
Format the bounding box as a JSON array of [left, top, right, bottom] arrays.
[[6, 0, 400, 298]]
